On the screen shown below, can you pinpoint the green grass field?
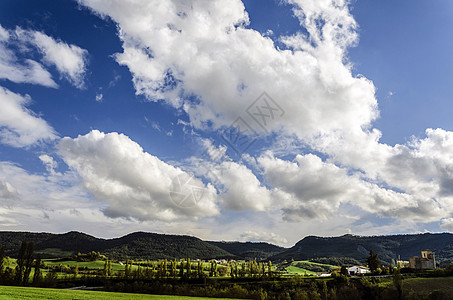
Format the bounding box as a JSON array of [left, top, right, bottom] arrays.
[[292, 260, 338, 269], [0, 285, 236, 300], [285, 265, 317, 275], [284, 260, 337, 276], [42, 259, 130, 272]]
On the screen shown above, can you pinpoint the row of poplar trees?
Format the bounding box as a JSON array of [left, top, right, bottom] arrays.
[[120, 258, 274, 279]]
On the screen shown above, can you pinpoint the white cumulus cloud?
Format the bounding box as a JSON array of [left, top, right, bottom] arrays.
[[258, 151, 446, 222], [185, 140, 275, 212], [76, 0, 453, 230], [78, 0, 377, 138], [58, 130, 219, 221]]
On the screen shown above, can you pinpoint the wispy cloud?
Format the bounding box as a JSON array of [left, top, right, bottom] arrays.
[[0, 86, 57, 147], [0, 24, 89, 88]]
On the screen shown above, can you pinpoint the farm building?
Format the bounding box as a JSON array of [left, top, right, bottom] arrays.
[[347, 266, 370, 275]]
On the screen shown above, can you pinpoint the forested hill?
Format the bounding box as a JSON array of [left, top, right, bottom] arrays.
[[0, 231, 234, 260], [207, 241, 286, 261], [269, 233, 453, 265], [2, 231, 453, 264]]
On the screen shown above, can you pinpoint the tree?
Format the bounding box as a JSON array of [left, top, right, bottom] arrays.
[[186, 258, 191, 278], [172, 259, 177, 279], [124, 260, 130, 278], [267, 261, 272, 278], [128, 261, 133, 278], [22, 242, 34, 285], [197, 260, 203, 279], [240, 262, 246, 278], [15, 241, 27, 284], [103, 260, 108, 276], [0, 245, 4, 277], [135, 264, 142, 279], [74, 264, 79, 280], [393, 268, 403, 299], [179, 259, 185, 278], [210, 261, 214, 277], [159, 260, 165, 279], [32, 254, 42, 285], [366, 250, 381, 273], [164, 259, 168, 278]]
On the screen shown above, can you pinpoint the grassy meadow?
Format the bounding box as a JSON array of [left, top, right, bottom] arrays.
[[283, 260, 338, 276], [0, 285, 236, 300]]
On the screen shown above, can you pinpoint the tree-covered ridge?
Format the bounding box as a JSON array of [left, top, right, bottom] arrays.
[[0, 231, 235, 260], [102, 232, 235, 260], [270, 233, 453, 265], [2, 231, 453, 265]]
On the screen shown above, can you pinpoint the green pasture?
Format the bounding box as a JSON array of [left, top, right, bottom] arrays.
[[42, 259, 130, 272], [292, 260, 339, 269], [285, 265, 317, 275], [0, 285, 236, 300], [284, 260, 338, 276]]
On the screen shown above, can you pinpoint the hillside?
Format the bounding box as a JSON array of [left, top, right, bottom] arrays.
[[102, 232, 235, 260], [2, 231, 453, 265], [208, 241, 285, 261], [270, 233, 453, 265], [0, 231, 234, 260]]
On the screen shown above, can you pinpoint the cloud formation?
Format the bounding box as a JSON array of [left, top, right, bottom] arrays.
[[258, 151, 447, 222], [58, 130, 219, 221], [184, 140, 275, 212], [76, 0, 453, 230], [0, 87, 57, 147], [0, 25, 57, 88], [0, 24, 88, 88], [39, 154, 58, 174], [29, 30, 89, 89], [78, 0, 377, 138], [240, 230, 288, 245]]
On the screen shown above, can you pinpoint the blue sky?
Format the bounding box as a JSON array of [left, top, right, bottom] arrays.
[[1, 0, 453, 246]]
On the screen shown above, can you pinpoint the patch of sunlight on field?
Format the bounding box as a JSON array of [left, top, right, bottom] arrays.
[[285, 265, 317, 275], [292, 260, 338, 268]]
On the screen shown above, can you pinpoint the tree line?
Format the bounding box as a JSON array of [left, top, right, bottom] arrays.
[[0, 240, 278, 286]]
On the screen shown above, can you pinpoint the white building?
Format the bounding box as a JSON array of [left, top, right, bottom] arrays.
[[347, 266, 370, 275]]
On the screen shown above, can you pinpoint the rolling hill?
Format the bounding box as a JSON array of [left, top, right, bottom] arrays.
[[0, 231, 234, 260], [2, 231, 453, 265], [269, 233, 453, 265]]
